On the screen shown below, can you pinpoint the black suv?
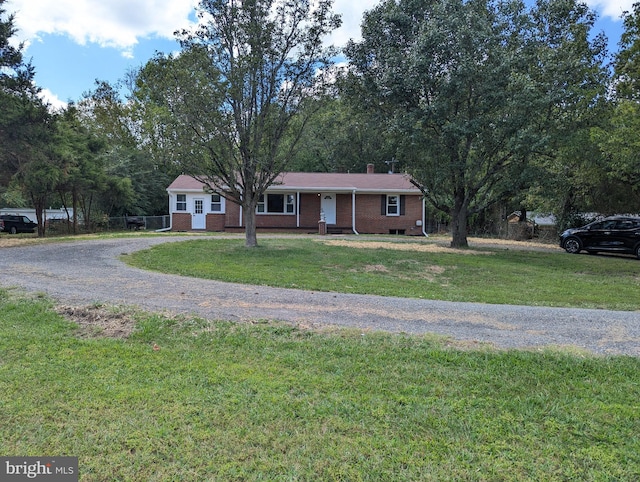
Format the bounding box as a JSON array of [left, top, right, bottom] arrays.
[[560, 216, 640, 259], [0, 214, 38, 234]]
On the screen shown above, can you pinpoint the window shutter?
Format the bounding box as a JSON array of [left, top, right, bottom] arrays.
[[400, 196, 406, 215], [381, 195, 386, 215]]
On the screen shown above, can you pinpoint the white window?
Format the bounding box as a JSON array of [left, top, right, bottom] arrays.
[[286, 194, 295, 213], [176, 194, 187, 211], [257, 193, 296, 214], [386, 195, 399, 216], [211, 194, 222, 212], [194, 199, 203, 214]]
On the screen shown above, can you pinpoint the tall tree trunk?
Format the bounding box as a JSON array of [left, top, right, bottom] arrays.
[[72, 188, 78, 235], [450, 194, 469, 248], [243, 197, 259, 248], [31, 196, 46, 238]]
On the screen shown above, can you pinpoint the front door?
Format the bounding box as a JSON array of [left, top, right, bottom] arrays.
[[192, 198, 206, 229], [321, 193, 337, 225]]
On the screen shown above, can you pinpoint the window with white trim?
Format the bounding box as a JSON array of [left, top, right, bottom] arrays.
[[176, 194, 187, 211], [386, 195, 399, 216], [257, 193, 296, 214], [285, 194, 295, 213], [211, 194, 222, 212]]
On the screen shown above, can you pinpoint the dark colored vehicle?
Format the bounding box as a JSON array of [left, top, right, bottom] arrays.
[[559, 216, 640, 259], [125, 216, 145, 230], [0, 214, 38, 234]]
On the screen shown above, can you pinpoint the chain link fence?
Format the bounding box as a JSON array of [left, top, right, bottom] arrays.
[[106, 216, 171, 231]]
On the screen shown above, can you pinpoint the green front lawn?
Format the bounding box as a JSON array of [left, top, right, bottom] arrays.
[[1, 290, 639, 480], [126, 238, 640, 310]]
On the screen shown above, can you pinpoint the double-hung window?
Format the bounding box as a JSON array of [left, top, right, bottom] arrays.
[[176, 194, 187, 211], [386, 195, 400, 216], [211, 194, 222, 212], [382, 194, 405, 216]]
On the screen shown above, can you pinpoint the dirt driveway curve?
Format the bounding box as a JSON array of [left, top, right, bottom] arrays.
[[1, 235, 639, 356]]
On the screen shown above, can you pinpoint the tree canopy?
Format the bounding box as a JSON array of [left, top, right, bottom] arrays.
[[345, 0, 608, 246], [590, 1, 640, 211], [5, 0, 640, 240], [134, 0, 341, 246]]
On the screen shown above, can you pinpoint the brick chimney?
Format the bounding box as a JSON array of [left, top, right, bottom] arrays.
[[366, 163, 374, 174]]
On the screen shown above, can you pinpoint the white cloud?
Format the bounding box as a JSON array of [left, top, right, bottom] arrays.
[[38, 88, 67, 111], [329, 0, 379, 48], [585, 0, 632, 19], [5, 0, 374, 56], [6, 0, 199, 55]]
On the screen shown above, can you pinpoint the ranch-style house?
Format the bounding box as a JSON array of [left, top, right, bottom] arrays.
[[166, 164, 427, 235]]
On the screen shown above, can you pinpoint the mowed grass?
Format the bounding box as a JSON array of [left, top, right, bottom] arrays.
[[1, 290, 640, 480], [126, 237, 640, 310]]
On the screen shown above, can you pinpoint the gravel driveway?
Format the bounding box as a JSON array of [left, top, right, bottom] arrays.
[[1, 236, 639, 356]]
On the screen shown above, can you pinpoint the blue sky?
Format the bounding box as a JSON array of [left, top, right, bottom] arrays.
[[5, 0, 632, 110]]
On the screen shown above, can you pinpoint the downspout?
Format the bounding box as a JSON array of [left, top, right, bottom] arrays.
[[352, 190, 359, 235], [410, 178, 429, 238], [156, 192, 173, 232], [422, 197, 429, 237], [296, 191, 300, 228]]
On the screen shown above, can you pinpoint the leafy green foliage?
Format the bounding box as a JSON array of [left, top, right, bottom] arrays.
[[615, 1, 640, 101], [345, 0, 608, 247], [290, 97, 398, 173], [79, 81, 175, 217], [0, 0, 51, 220], [589, 2, 640, 210], [134, 0, 341, 246], [590, 101, 640, 214]]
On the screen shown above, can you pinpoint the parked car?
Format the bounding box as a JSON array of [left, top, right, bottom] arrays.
[[0, 214, 38, 234], [125, 216, 145, 230], [559, 216, 640, 259]]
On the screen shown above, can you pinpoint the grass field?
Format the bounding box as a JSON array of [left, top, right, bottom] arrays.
[[126, 237, 640, 311], [1, 290, 639, 481]]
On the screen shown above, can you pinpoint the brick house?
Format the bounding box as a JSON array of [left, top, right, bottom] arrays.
[[166, 165, 427, 235]]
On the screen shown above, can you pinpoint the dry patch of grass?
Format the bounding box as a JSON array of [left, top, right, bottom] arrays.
[[0, 237, 44, 248], [56, 304, 137, 339], [467, 237, 560, 251], [322, 239, 494, 254], [361, 264, 389, 272]]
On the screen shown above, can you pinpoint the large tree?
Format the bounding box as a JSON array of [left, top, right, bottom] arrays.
[[589, 1, 640, 210], [346, 0, 607, 247], [289, 96, 398, 174], [0, 0, 41, 188], [614, 1, 640, 101], [134, 0, 341, 246], [0, 0, 59, 235], [78, 81, 171, 217]]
